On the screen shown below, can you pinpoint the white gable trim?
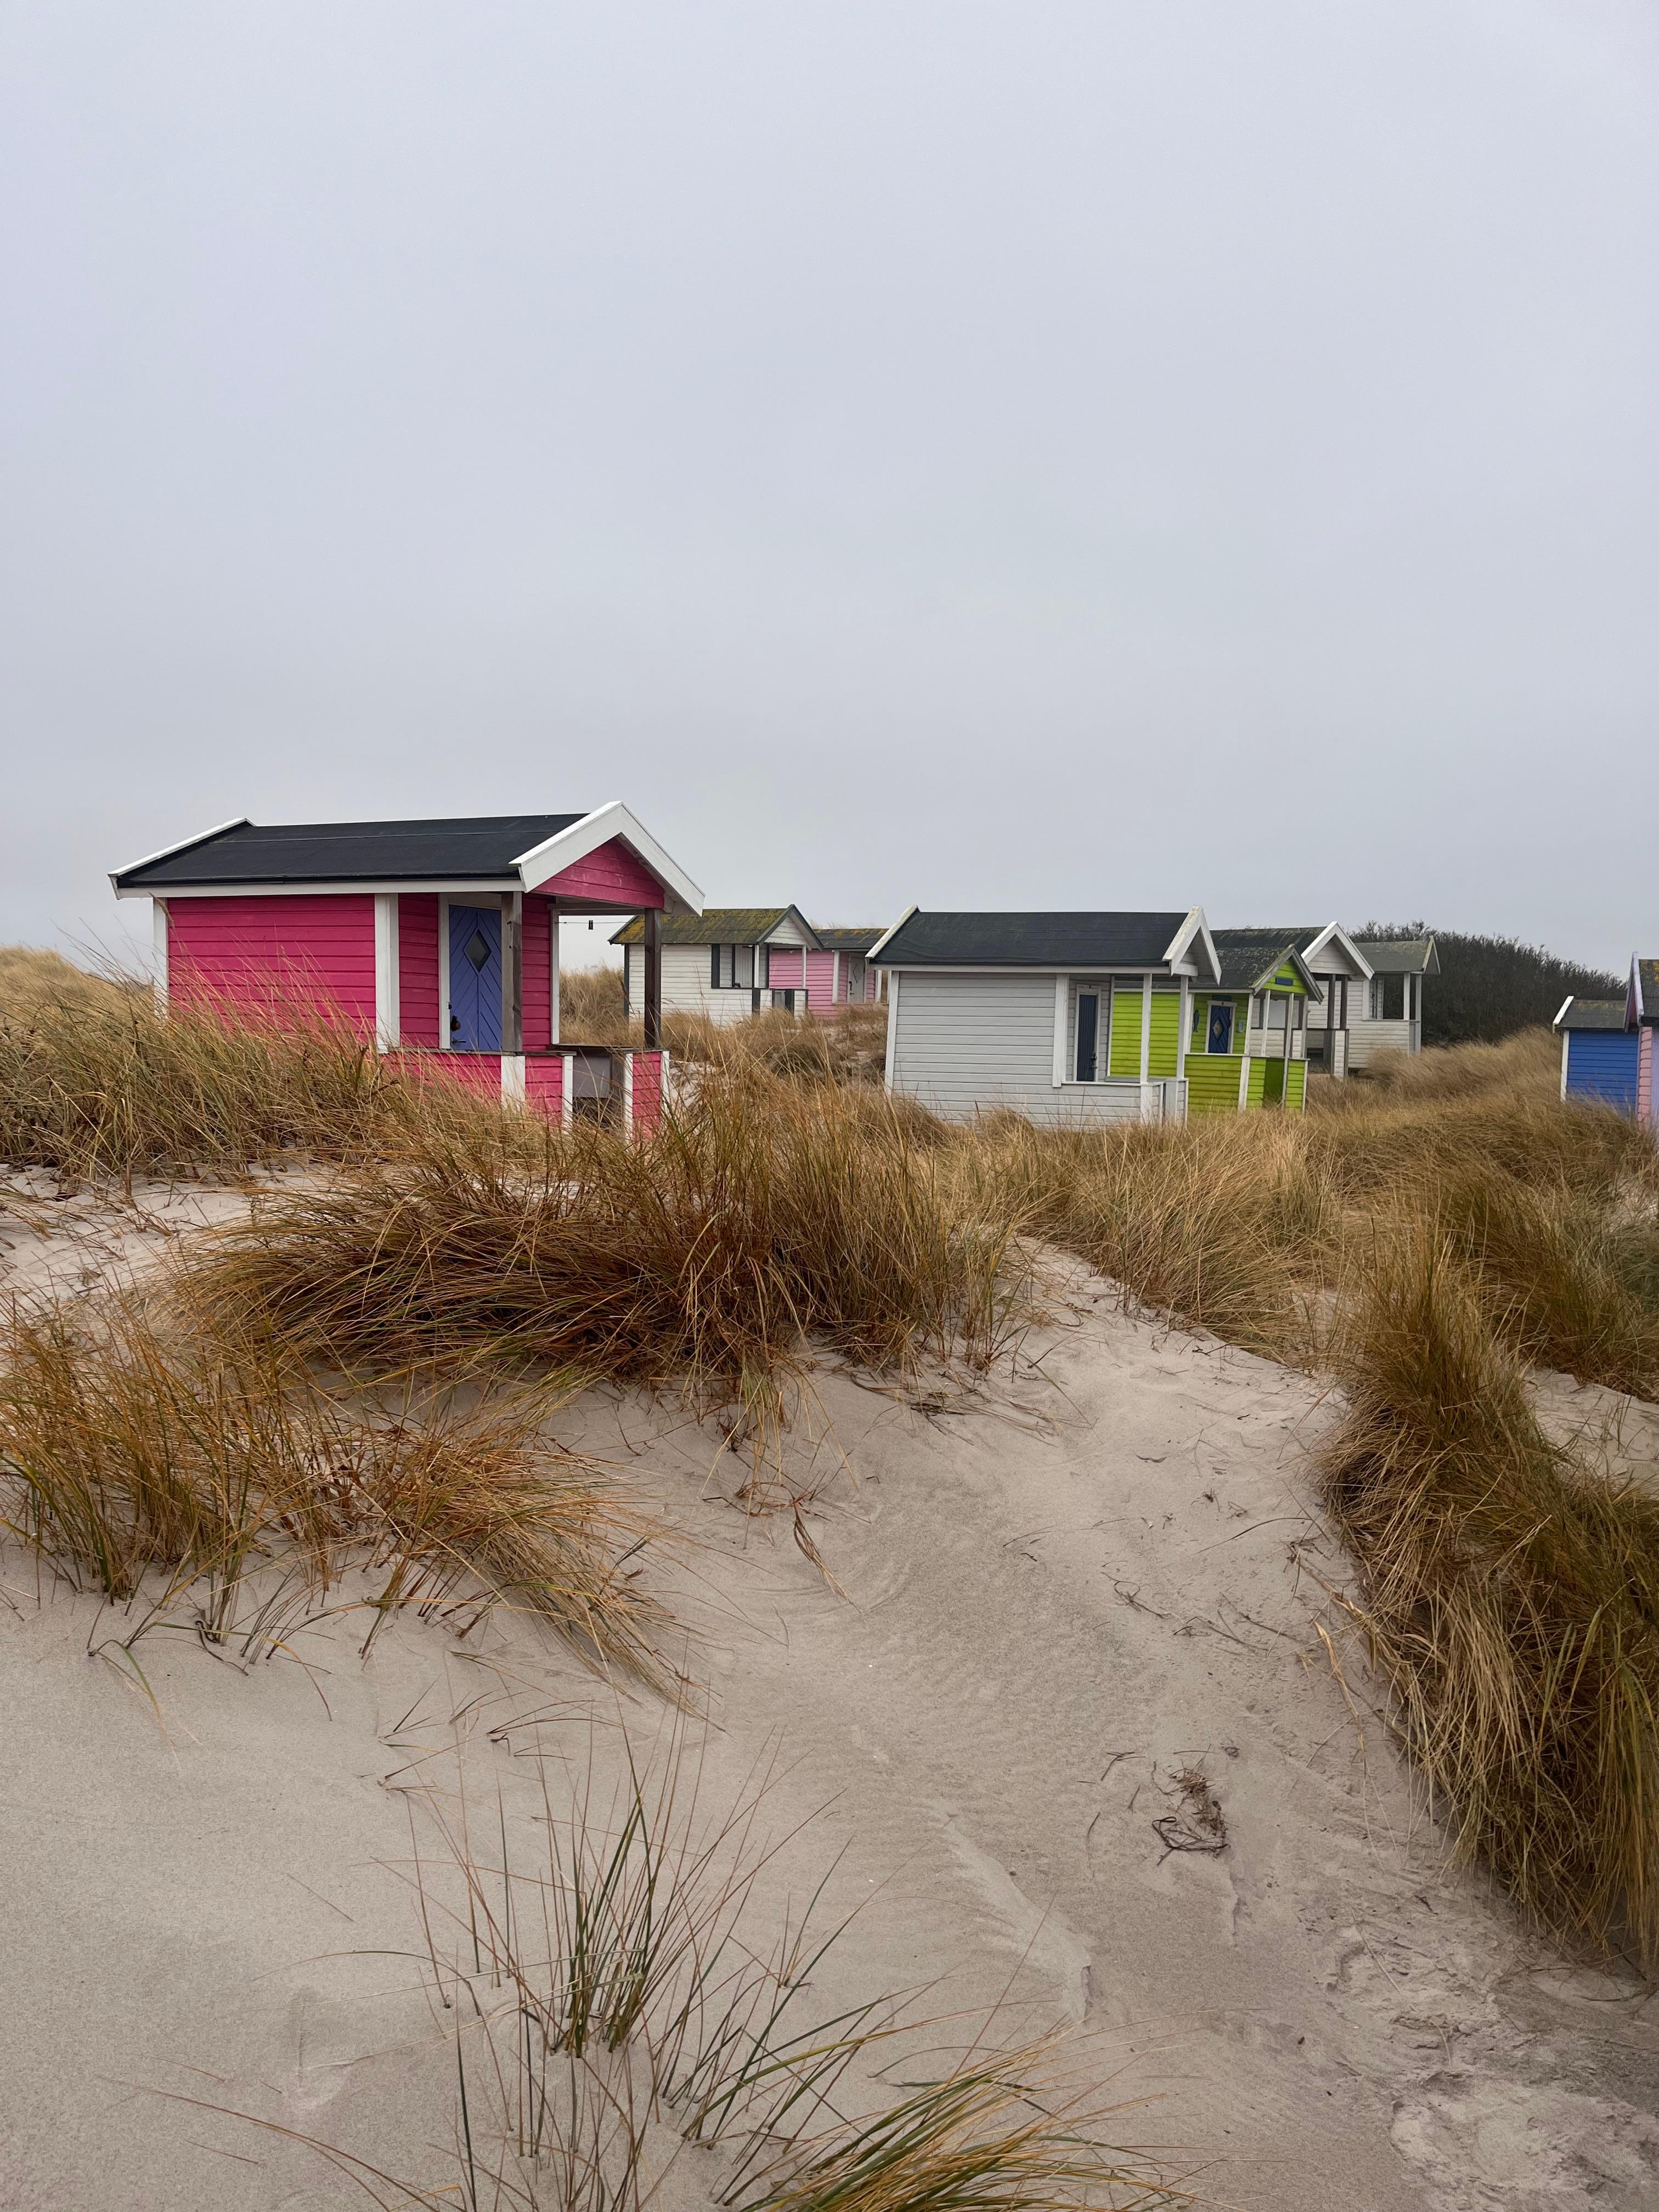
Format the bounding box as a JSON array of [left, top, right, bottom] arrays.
[[867, 906, 917, 963], [1300, 922, 1374, 980], [514, 802, 703, 915], [761, 906, 822, 949], [109, 817, 250, 891], [1163, 908, 1221, 985]]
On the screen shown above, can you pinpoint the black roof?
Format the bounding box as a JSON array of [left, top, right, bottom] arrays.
[[113, 814, 588, 890], [1556, 997, 1630, 1032], [872, 911, 1191, 969], [1212, 937, 1316, 994]]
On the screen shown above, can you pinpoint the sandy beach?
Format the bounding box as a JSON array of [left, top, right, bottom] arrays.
[[4, 1186, 1659, 2210]]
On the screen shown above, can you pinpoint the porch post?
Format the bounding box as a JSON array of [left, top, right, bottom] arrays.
[[1324, 971, 1335, 1078], [643, 907, 662, 1049], [501, 891, 523, 1054], [550, 907, 561, 1044]]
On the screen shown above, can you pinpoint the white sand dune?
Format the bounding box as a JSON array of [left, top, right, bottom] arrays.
[[4, 1188, 1659, 2210]]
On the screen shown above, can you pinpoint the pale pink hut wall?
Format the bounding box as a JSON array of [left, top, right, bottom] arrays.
[[1641, 1028, 1655, 1125], [398, 895, 441, 1046], [804, 950, 838, 1015], [168, 895, 376, 1029]]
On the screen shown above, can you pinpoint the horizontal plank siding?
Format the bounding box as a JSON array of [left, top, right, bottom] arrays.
[[890, 972, 1144, 1126], [524, 1054, 563, 1119], [397, 895, 441, 1047], [538, 838, 664, 908], [1108, 985, 1143, 1078], [1148, 988, 1181, 1078], [651, 943, 763, 1025], [1640, 1029, 1655, 1126], [1285, 1060, 1306, 1112], [522, 897, 553, 1051], [631, 1051, 664, 1132], [168, 894, 376, 1031], [1564, 1031, 1639, 1113], [1186, 1055, 1246, 1115], [804, 950, 838, 1014], [1346, 1016, 1417, 1068]]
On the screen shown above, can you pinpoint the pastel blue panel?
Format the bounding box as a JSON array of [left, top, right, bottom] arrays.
[[1565, 1031, 1638, 1113], [449, 905, 502, 1051]]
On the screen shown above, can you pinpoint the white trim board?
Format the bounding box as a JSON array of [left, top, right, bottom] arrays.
[[114, 877, 546, 901], [514, 802, 704, 916], [109, 817, 250, 890], [151, 899, 170, 1015], [1161, 907, 1222, 986], [374, 895, 400, 1052]]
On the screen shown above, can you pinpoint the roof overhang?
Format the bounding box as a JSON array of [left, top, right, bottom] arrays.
[[1299, 922, 1374, 980], [1163, 908, 1221, 985], [109, 817, 251, 895], [515, 801, 703, 915]]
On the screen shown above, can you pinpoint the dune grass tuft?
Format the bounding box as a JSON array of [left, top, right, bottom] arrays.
[[0, 1294, 669, 1679], [189, 1066, 1033, 1415], [1322, 1220, 1659, 1962]]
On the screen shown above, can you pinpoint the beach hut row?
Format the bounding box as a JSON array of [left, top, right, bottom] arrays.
[[1554, 959, 1659, 1125], [111, 806, 1439, 1130]]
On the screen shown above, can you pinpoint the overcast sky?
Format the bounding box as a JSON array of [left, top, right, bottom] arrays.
[[3, 2, 1654, 973]]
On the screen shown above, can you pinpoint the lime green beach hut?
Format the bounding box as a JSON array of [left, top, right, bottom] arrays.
[[1187, 935, 1322, 1114]]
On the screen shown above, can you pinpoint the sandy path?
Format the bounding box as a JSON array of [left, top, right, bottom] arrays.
[[3, 1192, 1658, 2209]]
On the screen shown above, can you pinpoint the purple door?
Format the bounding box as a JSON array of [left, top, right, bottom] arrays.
[[449, 905, 502, 1051]]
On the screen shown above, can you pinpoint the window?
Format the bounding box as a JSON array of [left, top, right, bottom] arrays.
[[1075, 991, 1100, 1081], [1266, 995, 1288, 1030], [711, 945, 755, 989]]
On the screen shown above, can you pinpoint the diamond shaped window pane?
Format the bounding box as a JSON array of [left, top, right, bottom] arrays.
[[465, 931, 491, 972]]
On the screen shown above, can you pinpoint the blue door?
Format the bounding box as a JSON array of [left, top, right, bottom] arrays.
[[449, 905, 503, 1051], [1207, 1001, 1234, 1054]]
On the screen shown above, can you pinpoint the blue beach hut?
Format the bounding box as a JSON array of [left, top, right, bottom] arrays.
[[1554, 996, 1639, 1112]]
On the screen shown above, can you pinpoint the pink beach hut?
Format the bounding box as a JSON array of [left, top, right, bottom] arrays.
[[111, 805, 703, 1132], [746, 926, 888, 1017]]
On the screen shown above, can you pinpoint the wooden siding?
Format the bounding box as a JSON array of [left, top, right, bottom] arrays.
[[889, 972, 1144, 1126], [397, 895, 441, 1047], [1565, 1030, 1639, 1113], [1108, 985, 1143, 1079], [804, 949, 838, 1013], [1187, 1054, 1247, 1115], [524, 1053, 564, 1119], [1641, 1028, 1655, 1126], [1285, 1060, 1306, 1111], [1148, 988, 1181, 1078], [765, 949, 804, 992], [538, 837, 664, 909], [1346, 1016, 1419, 1067], [647, 943, 763, 1026], [631, 1051, 664, 1132], [168, 894, 376, 1031], [522, 896, 554, 1051]]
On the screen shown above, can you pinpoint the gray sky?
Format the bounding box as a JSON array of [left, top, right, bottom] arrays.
[[3, 2, 1655, 973]]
